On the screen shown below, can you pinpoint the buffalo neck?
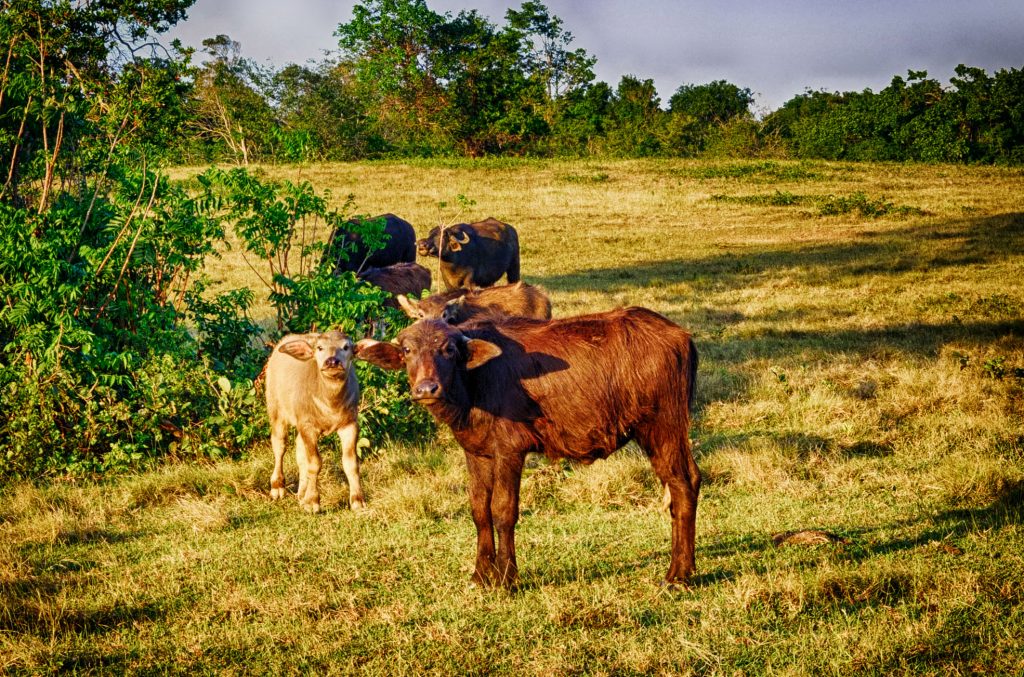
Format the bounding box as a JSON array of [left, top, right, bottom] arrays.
[[315, 368, 356, 408]]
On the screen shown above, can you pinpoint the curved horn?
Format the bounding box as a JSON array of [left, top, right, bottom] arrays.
[[452, 228, 471, 244]]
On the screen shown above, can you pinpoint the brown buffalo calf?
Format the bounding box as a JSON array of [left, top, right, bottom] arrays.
[[359, 262, 432, 308], [397, 281, 551, 324], [357, 308, 699, 588]]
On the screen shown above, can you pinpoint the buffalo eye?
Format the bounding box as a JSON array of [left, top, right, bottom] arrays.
[[441, 342, 456, 358]]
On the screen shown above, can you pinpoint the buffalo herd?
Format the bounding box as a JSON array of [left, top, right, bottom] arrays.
[[272, 212, 699, 590]]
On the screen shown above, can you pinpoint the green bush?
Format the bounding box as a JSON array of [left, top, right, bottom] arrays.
[[197, 167, 434, 451], [0, 1, 433, 483], [0, 167, 433, 482], [0, 173, 241, 478]]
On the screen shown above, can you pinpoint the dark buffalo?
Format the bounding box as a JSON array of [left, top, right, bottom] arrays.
[[324, 213, 416, 275], [417, 218, 521, 290], [356, 307, 699, 589], [358, 262, 433, 309], [396, 282, 551, 324], [416, 225, 442, 257]]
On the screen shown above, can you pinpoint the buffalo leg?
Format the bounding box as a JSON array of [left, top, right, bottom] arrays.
[[269, 421, 289, 500], [491, 453, 524, 588], [644, 435, 700, 585], [295, 435, 307, 501], [338, 422, 366, 510], [297, 428, 322, 513], [464, 452, 498, 586], [506, 244, 521, 283]]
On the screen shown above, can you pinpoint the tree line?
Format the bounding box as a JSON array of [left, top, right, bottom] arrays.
[[175, 0, 1024, 165]]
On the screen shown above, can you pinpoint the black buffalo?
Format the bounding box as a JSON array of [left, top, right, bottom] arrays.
[[417, 218, 521, 290], [323, 213, 416, 275]]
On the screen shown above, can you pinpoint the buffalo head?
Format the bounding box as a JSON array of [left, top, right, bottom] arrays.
[[444, 226, 471, 253], [416, 226, 441, 257], [356, 320, 501, 405], [276, 330, 355, 380]]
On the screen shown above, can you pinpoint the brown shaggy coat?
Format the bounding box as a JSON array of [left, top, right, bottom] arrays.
[[397, 281, 551, 324], [357, 307, 699, 588], [359, 262, 432, 308]]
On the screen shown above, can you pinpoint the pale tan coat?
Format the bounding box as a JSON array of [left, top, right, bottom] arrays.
[[265, 331, 364, 512]]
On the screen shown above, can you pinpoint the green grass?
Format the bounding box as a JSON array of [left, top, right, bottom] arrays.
[[3, 159, 1024, 674]]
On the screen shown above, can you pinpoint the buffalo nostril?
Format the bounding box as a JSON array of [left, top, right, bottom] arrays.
[[413, 381, 441, 399]]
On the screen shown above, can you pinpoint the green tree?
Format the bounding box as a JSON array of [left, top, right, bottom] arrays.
[[335, 0, 596, 156], [504, 1, 596, 127], [988, 66, 1024, 163], [433, 9, 547, 155], [0, 0, 194, 210], [763, 65, 1024, 164], [669, 80, 753, 125], [186, 34, 277, 165], [603, 75, 665, 156], [549, 80, 611, 154], [336, 0, 453, 153], [663, 80, 755, 156], [271, 61, 378, 160]]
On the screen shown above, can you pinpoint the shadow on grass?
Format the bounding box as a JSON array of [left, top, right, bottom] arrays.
[[531, 212, 1024, 296], [532, 212, 1023, 410], [0, 578, 169, 635], [541, 477, 1024, 592], [856, 478, 1024, 560], [695, 429, 896, 463]]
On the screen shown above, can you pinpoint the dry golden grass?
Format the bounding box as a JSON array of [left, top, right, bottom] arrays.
[[4, 158, 1024, 673]]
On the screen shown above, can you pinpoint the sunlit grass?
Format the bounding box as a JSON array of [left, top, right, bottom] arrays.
[[3, 158, 1023, 673]]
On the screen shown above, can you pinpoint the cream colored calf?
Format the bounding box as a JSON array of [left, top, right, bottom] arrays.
[[265, 331, 365, 513]]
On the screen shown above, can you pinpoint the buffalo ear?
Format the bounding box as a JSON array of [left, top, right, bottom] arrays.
[[355, 339, 405, 370], [396, 294, 424, 319], [278, 338, 315, 361], [464, 339, 502, 369]]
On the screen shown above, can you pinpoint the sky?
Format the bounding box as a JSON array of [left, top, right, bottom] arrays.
[[165, 0, 1024, 113]]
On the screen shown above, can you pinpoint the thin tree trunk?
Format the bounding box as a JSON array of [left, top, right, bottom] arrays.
[[38, 109, 65, 213]]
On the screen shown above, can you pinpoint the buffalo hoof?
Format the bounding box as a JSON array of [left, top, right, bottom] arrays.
[[300, 500, 321, 514], [269, 486, 286, 500], [350, 496, 367, 510], [469, 571, 518, 591], [660, 578, 692, 592]]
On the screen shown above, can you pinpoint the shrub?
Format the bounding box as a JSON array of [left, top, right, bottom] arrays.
[[197, 168, 434, 451], [0, 172, 239, 478], [0, 166, 432, 481]]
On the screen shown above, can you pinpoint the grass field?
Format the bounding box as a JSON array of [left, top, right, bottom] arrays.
[[2, 158, 1024, 674]]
